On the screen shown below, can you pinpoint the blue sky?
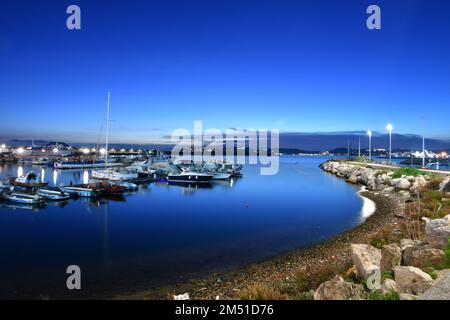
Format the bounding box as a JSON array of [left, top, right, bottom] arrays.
[[0, 0, 449, 144]]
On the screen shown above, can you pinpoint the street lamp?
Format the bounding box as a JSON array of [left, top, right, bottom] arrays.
[[386, 124, 393, 164], [367, 130, 372, 162]]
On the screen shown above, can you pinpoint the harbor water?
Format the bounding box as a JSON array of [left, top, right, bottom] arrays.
[[0, 156, 368, 298]]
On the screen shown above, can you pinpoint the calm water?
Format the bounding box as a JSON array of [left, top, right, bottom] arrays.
[[0, 156, 365, 298]]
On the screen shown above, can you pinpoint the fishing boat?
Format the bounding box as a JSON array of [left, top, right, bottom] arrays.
[[60, 185, 96, 197], [167, 171, 214, 183], [36, 187, 70, 201], [9, 171, 48, 188], [4, 192, 45, 205]]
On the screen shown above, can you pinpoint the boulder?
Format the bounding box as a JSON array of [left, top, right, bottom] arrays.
[[314, 276, 365, 300], [381, 243, 402, 273], [439, 177, 450, 192], [351, 244, 381, 281], [399, 293, 418, 300], [410, 176, 427, 194], [422, 216, 450, 248], [395, 178, 411, 190], [347, 174, 358, 184], [400, 239, 422, 251], [402, 242, 428, 266], [411, 248, 446, 269], [381, 279, 397, 294], [394, 266, 433, 295]]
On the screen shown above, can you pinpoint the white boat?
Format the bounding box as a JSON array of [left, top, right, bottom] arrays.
[[37, 187, 70, 201], [10, 171, 48, 188], [91, 169, 138, 181], [4, 192, 45, 205], [209, 172, 232, 180], [91, 92, 138, 182], [167, 171, 214, 183], [60, 185, 96, 197], [54, 160, 122, 169]]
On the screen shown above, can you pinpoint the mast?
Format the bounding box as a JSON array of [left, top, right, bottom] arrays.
[[105, 91, 110, 168]]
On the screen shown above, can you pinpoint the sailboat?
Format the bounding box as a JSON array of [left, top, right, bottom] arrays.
[[91, 92, 138, 182]]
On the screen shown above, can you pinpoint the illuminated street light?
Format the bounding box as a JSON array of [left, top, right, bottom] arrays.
[[386, 124, 393, 164], [367, 130, 372, 162], [100, 148, 106, 155], [17, 147, 24, 154], [53, 148, 59, 153], [83, 148, 90, 154]]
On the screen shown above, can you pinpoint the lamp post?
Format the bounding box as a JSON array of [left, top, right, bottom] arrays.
[[422, 135, 425, 167], [367, 130, 372, 162], [386, 124, 393, 164]]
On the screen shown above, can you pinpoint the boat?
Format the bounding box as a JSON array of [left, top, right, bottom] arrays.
[[54, 160, 122, 169], [209, 172, 232, 180], [60, 185, 96, 197], [4, 192, 45, 205], [91, 168, 138, 181], [167, 171, 214, 183], [9, 171, 48, 188], [0, 180, 13, 193], [36, 187, 70, 201], [90, 92, 139, 182], [32, 157, 51, 165]]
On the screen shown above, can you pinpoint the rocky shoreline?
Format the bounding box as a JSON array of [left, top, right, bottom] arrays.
[[117, 160, 450, 300]]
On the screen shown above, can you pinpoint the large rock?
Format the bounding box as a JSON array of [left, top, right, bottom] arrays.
[[394, 266, 433, 295], [400, 239, 422, 251], [351, 244, 381, 281], [395, 178, 411, 190], [422, 216, 450, 248], [381, 243, 402, 273], [410, 176, 427, 194], [381, 279, 397, 294], [411, 248, 446, 269], [402, 242, 428, 266], [439, 177, 450, 192], [314, 276, 365, 300]]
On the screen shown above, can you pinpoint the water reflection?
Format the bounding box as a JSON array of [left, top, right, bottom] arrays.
[[83, 170, 89, 184], [17, 166, 23, 177], [53, 170, 58, 185]]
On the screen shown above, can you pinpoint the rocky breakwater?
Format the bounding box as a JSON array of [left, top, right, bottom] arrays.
[[320, 160, 430, 200]]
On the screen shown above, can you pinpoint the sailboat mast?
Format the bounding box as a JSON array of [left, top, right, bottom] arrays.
[[105, 91, 110, 168]]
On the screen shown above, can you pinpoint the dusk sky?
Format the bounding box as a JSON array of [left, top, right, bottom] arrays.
[[0, 0, 449, 144]]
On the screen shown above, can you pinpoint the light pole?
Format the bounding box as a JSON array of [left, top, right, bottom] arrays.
[[386, 124, 393, 164], [367, 130, 372, 162], [422, 135, 425, 167]]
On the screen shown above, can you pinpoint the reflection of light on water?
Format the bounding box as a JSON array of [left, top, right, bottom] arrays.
[[358, 187, 376, 221], [83, 170, 89, 184], [41, 168, 45, 182], [230, 178, 234, 187], [53, 170, 58, 185], [17, 166, 23, 177]]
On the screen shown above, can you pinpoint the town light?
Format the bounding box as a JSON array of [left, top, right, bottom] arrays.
[[1, 144, 6, 149], [83, 148, 90, 154], [100, 148, 106, 155], [17, 147, 24, 154], [53, 148, 59, 153]]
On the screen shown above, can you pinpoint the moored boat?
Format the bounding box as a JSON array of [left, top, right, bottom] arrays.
[[9, 171, 48, 188], [37, 187, 70, 201], [60, 185, 96, 197], [4, 192, 45, 205], [167, 171, 214, 183]]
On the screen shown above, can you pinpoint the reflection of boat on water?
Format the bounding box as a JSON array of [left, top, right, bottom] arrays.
[[1, 202, 44, 211], [168, 181, 212, 189], [37, 187, 70, 201], [4, 191, 45, 205], [9, 171, 48, 188]]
